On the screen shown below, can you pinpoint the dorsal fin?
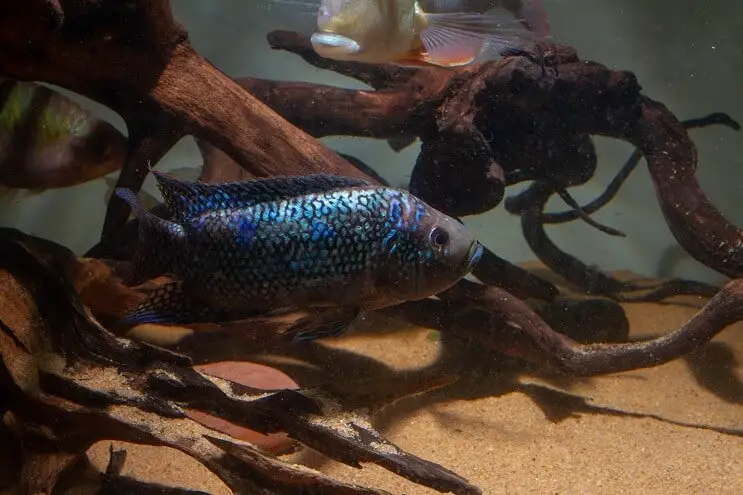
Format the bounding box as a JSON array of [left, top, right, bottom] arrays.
[[152, 171, 373, 222]]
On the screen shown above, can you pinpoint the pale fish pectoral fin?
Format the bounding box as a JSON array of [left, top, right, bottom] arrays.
[[421, 11, 547, 65], [288, 307, 361, 342], [417, 28, 483, 67], [118, 281, 260, 327]]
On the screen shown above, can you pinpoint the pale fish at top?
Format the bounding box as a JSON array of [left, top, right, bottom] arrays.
[[300, 0, 552, 67]]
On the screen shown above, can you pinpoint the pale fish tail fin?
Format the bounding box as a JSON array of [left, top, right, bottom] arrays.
[[516, 0, 552, 37]]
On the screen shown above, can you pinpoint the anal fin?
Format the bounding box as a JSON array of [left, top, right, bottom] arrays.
[[288, 307, 361, 342], [118, 282, 259, 327]]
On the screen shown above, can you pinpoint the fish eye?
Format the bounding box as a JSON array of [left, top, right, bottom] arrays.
[[429, 227, 450, 248]]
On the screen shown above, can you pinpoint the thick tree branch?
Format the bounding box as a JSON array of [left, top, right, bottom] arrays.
[[0, 228, 480, 495], [249, 30, 743, 279]]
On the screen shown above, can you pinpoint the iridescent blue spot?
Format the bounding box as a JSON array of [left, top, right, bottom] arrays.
[[235, 216, 257, 247], [382, 230, 398, 253], [388, 198, 407, 229], [414, 203, 426, 223], [303, 205, 314, 219]]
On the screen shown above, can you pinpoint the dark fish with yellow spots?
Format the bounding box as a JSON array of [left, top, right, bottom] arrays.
[[0, 78, 127, 196], [115, 172, 483, 341]]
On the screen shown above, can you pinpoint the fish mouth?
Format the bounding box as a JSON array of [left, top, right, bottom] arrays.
[[465, 241, 483, 272]]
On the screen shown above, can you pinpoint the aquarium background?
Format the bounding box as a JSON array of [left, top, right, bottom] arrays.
[[1, 0, 741, 285]]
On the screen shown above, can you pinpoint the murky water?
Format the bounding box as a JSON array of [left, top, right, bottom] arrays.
[[1, 1, 741, 494]]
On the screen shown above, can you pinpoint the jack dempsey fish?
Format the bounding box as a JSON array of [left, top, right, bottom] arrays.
[[116, 172, 483, 341]]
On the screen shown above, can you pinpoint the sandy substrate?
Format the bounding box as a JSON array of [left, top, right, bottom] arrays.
[[83, 269, 743, 495]]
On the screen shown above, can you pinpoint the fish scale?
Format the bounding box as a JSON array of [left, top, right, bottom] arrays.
[[116, 172, 483, 341], [182, 189, 403, 298]]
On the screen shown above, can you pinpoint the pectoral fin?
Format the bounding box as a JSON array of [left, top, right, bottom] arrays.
[[418, 22, 485, 67], [419, 11, 547, 66]]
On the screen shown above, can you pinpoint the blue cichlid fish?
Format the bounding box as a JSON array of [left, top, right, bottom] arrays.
[[0, 77, 127, 197], [115, 172, 483, 341], [273, 0, 551, 67]]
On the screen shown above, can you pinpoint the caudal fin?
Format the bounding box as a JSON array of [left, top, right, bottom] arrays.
[[114, 188, 185, 286], [517, 0, 552, 37]]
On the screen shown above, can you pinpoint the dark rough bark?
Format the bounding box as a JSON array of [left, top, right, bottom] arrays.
[[387, 278, 743, 376], [513, 181, 722, 303], [0, 228, 480, 495], [2, 3, 743, 494], [240, 30, 743, 280], [0, 1, 375, 251], [503, 113, 740, 302], [6, 232, 743, 493]]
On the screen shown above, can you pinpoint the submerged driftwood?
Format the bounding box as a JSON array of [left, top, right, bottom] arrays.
[[4, 225, 743, 493], [241, 31, 743, 281], [0, 228, 481, 495], [504, 113, 740, 302], [1, 1, 743, 494]]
